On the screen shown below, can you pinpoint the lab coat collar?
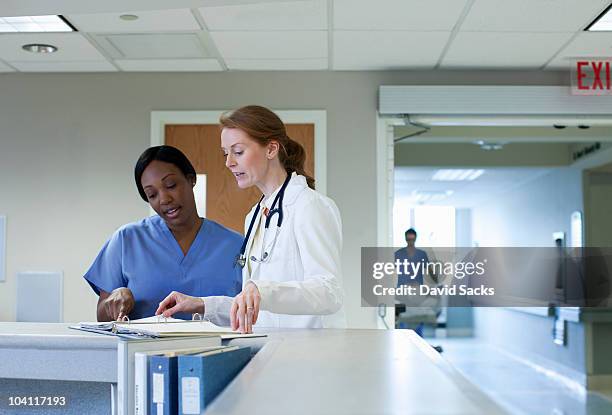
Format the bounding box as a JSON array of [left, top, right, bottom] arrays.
[[280, 172, 308, 206], [261, 172, 307, 209]]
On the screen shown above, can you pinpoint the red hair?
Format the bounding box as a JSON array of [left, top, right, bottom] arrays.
[[220, 105, 315, 189]]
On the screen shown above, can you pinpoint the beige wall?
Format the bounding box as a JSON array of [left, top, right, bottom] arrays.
[[0, 70, 566, 326]]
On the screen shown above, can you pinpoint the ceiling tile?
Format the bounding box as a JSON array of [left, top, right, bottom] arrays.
[[334, 0, 469, 31], [200, 0, 327, 31], [333, 31, 450, 70], [0, 61, 15, 72], [102, 33, 209, 59], [225, 58, 327, 70], [65, 8, 201, 33], [0, 33, 106, 62], [462, 0, 610, 32], [211, 31, 327, 59], [546, 32, 612, 69], [10, 60, 117, 72], [441, 32, 574, 69], [115, 58, 222, 71]]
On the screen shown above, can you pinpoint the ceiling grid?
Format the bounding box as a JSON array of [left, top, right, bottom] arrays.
[[0, 0, 609, 72]]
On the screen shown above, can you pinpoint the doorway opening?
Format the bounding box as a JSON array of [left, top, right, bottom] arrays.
[[391, 123, 612, 337]]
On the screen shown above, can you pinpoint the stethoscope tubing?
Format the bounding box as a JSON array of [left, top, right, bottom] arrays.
[[236, 173, 292, 268]]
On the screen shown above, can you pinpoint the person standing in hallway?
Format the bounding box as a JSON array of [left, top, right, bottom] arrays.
[[395, 228, 430, 336], [395, 228, 429, 286]]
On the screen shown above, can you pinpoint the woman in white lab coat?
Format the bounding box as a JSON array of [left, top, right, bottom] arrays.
[[156, 105, 344, 332]]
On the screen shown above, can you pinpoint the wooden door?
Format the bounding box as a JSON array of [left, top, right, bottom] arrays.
[[166, 124, 314, 234]]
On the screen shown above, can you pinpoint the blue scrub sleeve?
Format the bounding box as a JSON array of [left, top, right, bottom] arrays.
[[83, 229, 127, 296]]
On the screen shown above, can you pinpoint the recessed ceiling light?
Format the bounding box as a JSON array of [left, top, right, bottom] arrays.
[[432, 169, 484, 181], [0, 15, 74, 33], [22, 43, 58, 53], [120, 14, 139, 21], [586, 4, 612, 31]]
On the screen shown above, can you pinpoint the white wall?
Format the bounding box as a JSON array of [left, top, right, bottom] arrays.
[[472, 167, 583, 247], [0, 70, 566, 326], [470, 165, 586, 372], [455, 208, 472, 247]]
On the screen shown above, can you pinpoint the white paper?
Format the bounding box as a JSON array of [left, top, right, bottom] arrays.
[[113, 320, 235, 336], [153, 373, 164, 403], [156, 402, 164, 415], [181, 377, 201, 414]]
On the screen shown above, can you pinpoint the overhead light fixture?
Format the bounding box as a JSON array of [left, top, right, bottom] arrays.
[[410, 190, 454, 204], [119, 14, 139, 21], [473, 140, 505, 151], [586, 4, 612, 31], [22, 43, 58, 53], [432, 169, 484, 181], [408, 115, 612, 127], [0, 15, 74, 33]]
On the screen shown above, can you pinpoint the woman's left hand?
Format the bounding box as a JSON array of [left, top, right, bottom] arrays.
[[230, 281, 260, 333]]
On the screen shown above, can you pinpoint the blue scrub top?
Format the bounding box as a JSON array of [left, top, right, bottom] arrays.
[[394, 248, 429, 286], [84, 215, 243, 320]]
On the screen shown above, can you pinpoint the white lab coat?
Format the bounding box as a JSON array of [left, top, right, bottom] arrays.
[[202, 173, 345, 328]]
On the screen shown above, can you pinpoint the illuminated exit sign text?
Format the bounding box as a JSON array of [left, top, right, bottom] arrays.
[[571, 59, 612, 95]]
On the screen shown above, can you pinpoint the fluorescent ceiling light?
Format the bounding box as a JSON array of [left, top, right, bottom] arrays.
[[587, 4, 612, 31], [432, 169, 484, 181], [410, 190, 454, 203], [0, 15, 74, 33]]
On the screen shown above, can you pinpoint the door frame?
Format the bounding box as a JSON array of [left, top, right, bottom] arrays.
[[150, 110, 327, 195], [375, 114, 403, 329]]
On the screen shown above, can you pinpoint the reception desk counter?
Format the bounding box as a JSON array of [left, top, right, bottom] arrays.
[[0, 323, 506, 414]]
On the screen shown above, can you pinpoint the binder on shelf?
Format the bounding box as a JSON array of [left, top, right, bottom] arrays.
[[134, 351, 148, 415], [117, 336, 222, 415], [150, 352, 176, 415], [178, 346, 252, 414], [135, 346, 225, 415]]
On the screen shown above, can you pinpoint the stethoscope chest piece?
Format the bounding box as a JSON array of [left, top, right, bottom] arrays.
[[235, 254, 246, 268]]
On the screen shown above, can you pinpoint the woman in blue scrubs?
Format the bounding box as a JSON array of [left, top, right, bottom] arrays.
[[84, 146, 242, 321]]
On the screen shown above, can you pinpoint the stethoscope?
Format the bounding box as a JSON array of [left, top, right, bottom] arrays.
[[235, 173, 292, 268]]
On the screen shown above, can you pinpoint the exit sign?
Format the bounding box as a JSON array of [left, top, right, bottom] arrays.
[[571, 59, 612, 95]]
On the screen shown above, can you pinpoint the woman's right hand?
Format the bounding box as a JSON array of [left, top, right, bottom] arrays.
[[101, 287, 135, 321], [156, 291, 205, 318]]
